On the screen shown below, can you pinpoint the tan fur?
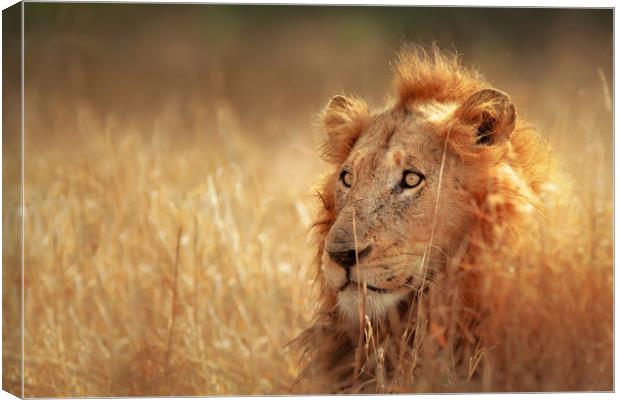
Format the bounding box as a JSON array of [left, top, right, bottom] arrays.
[[292, 45, 562, 393]]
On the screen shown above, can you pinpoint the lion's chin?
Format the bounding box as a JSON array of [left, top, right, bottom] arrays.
[[337, 285, 410, 324]]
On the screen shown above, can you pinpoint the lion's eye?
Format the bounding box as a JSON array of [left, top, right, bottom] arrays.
[[401, 170, 424, 189], [340, 170, 353, 188]]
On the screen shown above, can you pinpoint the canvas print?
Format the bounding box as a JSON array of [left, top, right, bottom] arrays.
[[2, 3, 613, 396]]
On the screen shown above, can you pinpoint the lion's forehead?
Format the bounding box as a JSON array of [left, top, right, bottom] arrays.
[[350, 107, 446, 173]]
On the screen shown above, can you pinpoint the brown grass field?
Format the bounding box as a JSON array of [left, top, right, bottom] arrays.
[[2, 5, 613, 396]]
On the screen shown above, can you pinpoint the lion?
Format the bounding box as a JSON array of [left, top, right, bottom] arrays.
[[292, 46, 565, 393]]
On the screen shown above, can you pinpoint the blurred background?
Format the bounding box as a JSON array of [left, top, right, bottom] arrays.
[[2, 4, 613, 396], [9, 5, 614, 178]]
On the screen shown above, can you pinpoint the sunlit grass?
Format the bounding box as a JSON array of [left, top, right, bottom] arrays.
[[8, 109, 324, 395]]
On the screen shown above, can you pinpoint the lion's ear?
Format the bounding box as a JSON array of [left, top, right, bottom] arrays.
[[455, 89, 516, 146], [322, 95, 369, 163]]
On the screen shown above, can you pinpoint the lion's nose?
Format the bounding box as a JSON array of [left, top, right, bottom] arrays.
[[327, 245, 372, 269]]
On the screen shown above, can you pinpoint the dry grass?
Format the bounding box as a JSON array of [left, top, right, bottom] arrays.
[[10, 113, 323, 396], [2, 6, 613, 396]]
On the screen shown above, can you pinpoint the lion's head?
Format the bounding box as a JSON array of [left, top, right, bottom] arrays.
[[316, 50, 539, 323], [295, 46, 559, 393]]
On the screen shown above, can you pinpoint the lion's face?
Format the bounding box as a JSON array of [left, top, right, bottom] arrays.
[[319, 91, 516, 322]]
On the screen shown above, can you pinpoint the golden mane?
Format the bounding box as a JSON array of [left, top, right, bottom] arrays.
[[394, 45, 486, 105]]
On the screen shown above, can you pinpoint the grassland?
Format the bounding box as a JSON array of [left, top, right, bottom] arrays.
[[2, 5, 613, 396]]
